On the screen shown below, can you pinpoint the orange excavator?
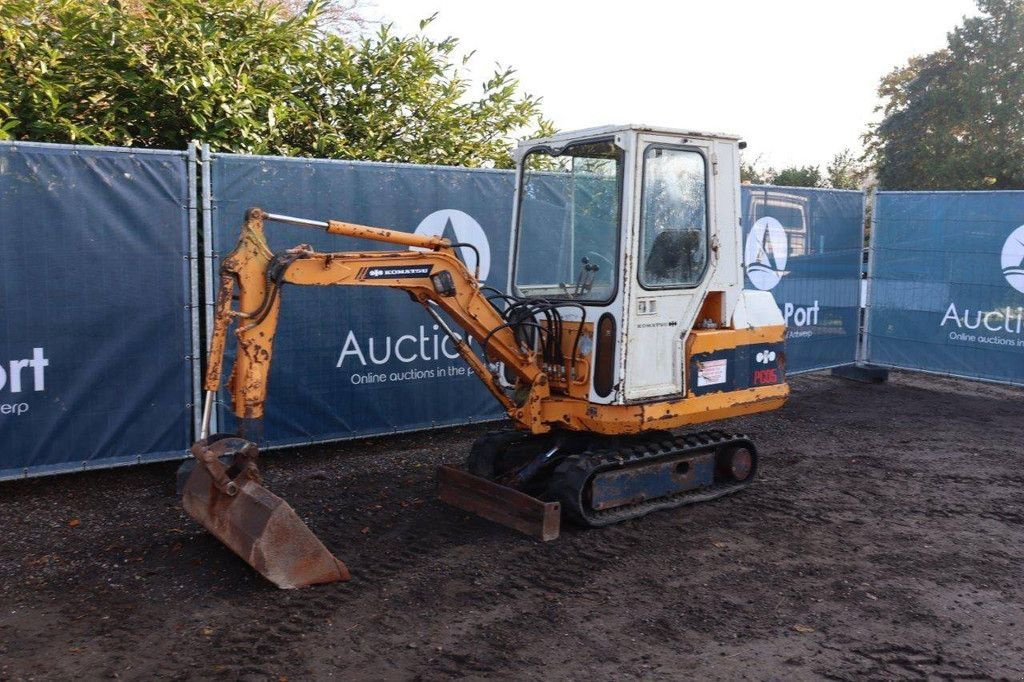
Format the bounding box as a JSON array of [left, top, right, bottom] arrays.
[[179, 125, 789, 588]]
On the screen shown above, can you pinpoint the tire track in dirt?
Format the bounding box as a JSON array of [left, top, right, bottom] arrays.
[[820, 642, 988, 681]]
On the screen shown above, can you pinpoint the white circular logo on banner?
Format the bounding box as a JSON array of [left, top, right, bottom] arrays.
[[412, 209, 491, 282], [1001, 224, 1024, 294], [744, 217, 789, 291]]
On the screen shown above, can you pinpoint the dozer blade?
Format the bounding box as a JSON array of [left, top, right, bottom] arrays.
[[181, 437, 350, 589], [437, 465, 561, 541]]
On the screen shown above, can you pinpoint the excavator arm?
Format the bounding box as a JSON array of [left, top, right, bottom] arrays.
[[201, 208, 553, 443]]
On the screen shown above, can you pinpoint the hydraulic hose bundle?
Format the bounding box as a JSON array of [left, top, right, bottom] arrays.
[[481, 287, 586, 379]]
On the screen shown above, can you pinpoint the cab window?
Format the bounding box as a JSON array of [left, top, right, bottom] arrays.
[[638, 147, 709, 288], [513, 140, 623, 302]]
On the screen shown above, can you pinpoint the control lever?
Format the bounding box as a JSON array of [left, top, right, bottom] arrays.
[[574, 257, 600, 295]]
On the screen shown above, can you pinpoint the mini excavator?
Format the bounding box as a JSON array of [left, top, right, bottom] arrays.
[[180, 125, 789, 588]]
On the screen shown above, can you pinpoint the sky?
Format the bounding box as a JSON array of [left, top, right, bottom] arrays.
[[367, 0, 980, 169]]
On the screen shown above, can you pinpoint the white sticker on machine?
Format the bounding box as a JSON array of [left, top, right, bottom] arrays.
[[696, 359, 728, 387]]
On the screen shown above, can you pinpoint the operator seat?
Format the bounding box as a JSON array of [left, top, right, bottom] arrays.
[[644, 228, 703, 284]]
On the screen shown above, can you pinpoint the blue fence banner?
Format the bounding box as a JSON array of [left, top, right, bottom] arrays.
[[867, 191, 1024, 385], [741, 185, 864, 373], [205, 153, 513, 447], [0, 142, 197, 480], [3, 138, 1017, 481]]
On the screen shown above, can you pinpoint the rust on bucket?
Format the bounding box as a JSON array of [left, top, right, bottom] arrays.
[[181, 437, 350, 589]]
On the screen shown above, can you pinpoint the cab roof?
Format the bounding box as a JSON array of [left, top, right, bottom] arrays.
[[517, 124, 743, 152]]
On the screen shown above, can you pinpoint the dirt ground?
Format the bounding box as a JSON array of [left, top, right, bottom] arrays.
[[1, 370, 1023, 681]]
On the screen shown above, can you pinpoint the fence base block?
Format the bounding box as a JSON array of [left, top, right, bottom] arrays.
[[831, 364, 890, 384]]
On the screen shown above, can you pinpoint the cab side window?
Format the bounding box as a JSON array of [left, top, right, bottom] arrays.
[[639, 148, 708, 288]]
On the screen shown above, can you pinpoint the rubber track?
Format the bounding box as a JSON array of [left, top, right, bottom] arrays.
[[549, 430, 758, 527]]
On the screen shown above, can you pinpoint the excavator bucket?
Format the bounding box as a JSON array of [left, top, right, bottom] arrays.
[[180, 437, 350, 589]]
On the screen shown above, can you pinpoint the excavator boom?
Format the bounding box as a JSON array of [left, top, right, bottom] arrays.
[[200, 208, 534, 441]]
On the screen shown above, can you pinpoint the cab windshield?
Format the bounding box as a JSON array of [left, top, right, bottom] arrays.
[[512, 140, 623, 302]]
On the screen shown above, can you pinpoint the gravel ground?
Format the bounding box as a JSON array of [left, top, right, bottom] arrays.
[[1, 370, 1023, 680]]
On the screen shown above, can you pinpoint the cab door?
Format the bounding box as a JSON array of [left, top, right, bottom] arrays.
[[622, 137, 716, 401]]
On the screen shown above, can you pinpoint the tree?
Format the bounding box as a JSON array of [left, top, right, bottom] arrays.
[[773, 165, 824, 188], [740, 155, 774, 184], [0, 0, 551, 167], [865, 0, 1024, 189], [270, 0, 373, 36], [825, 148, 868, 189], [743, 151, 866, 189], [285, 21, 555, 166]]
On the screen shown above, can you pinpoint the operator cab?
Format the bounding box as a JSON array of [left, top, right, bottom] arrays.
[[508, 125, 783, 404]]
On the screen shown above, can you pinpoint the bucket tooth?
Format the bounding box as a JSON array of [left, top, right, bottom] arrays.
[[181, 438, 349, 589]]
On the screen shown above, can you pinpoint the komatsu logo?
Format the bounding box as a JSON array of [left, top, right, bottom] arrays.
[[362, 265, 433, 279], [1002, 224, 1024, 294], [744, 217, 788, 291], [411, 209, 491, 281]]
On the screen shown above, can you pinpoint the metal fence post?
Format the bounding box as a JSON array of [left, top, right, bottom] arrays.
[[861, 190, 879, 365], [200, 143, 218, 437], [187, 142, 202, 440]]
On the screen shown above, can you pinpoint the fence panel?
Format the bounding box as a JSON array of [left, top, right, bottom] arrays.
[[866, 191, 1024, 385], [6, 141, 1016, 479], [205, 154, 513, 447], [741, 185, 864, 373], [0, 142, 197, 479]]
